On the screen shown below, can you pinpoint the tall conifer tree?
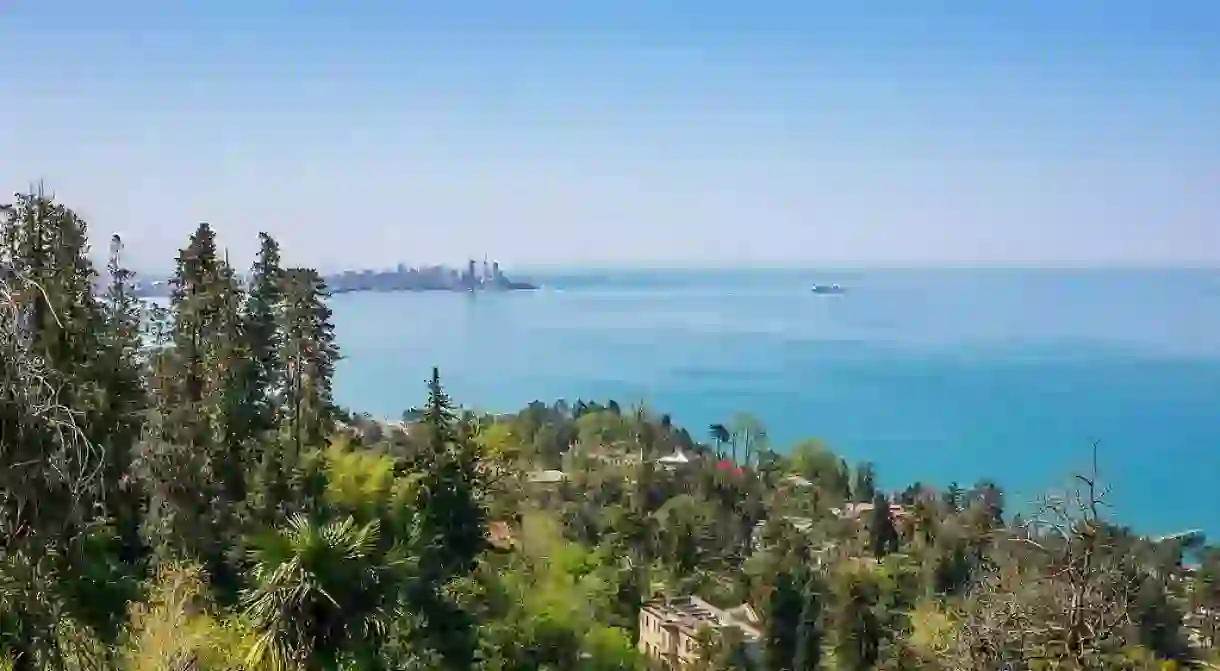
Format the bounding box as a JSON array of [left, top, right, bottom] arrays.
[[242, 232, 284, 437], [764, 570, 805, 671], [794, 573, 825, 671], [279, 267, 338, 459]]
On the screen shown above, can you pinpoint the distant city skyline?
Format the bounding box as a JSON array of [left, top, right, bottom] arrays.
[[3, 1, 1218, 270]]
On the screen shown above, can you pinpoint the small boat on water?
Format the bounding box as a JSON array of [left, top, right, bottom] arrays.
[[811, 284, 845, 295]]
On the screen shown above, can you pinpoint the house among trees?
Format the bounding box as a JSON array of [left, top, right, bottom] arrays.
[[833, 499, 912, 523], [656, 447, 694, 471], [638, 595, 761, 668]]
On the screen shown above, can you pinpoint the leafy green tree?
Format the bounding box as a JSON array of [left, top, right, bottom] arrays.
[[1193, 546, 1220, 649], [654, 494, 713, 578], [794, 572, 825, 671], [928, 532, 972, 596], [968, 479, 1005, 526], [833, 567, 882, 671], [788, 439, 851, 504], [1129, 576, 1191, 664]]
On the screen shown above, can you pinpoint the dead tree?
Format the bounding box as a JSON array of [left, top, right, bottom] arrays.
[[951, 445, 1141, 670], [0, 270, 102, 671]]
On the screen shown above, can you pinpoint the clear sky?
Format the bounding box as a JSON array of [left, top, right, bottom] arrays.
[[2, 1, 1218, 272]]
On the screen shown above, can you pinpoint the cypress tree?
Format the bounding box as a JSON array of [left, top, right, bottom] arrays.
[[833, 570, 881, 671], [763, 569, 805, 671], [869, 494, 899, 559], [794, 573, 825, 671]]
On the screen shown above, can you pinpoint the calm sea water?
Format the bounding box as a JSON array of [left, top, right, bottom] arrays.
[[330, 268, 1220, 537]]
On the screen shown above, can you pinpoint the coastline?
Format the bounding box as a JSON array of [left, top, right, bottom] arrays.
[[326, 271, 1220, 541]]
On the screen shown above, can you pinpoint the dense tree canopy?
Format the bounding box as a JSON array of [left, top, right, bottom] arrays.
[[0, 188, 1216, 670]]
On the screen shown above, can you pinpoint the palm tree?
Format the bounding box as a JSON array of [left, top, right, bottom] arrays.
[[730, 412, 766, 469], [242, 514, 408, 671], [708, 424, 729, 459]]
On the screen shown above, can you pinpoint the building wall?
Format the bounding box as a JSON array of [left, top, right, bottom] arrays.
[[637, 608, 673, 662], [674, 630, 703, 667], [638, 608, 710, 669]]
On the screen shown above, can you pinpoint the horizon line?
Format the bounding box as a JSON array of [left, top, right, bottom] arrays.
[[124, 261, 1220, 278]]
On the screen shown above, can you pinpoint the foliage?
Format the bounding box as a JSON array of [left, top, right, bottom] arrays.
[[1, 186, 1215, 671], [121, 563, 253, 671]]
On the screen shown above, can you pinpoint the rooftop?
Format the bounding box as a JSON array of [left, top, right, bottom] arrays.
[[642, 595, 761, 640], [833, 501, 912, 520], [527, 469, 567, 484], [657, 448, 693, 466], [781, 474, 815, 488]]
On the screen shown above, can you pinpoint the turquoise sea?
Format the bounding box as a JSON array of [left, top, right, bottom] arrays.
[[330, 268, 1220, 538]]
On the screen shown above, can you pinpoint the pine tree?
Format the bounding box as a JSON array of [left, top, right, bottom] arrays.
[[241, 235, 287, 524], [95, 234, 148, 561], [152, 223, 221, 446], [411, 367, 488, 669], [205, 252, 250, 506], [141, 224, 245, 591], [794, 573, 824, 671], [415, 367, 487, 580]]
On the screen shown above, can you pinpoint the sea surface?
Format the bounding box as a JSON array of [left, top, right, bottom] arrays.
[[330, 268, 1220, 538]]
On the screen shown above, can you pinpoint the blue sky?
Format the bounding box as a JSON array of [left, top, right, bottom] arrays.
[[2, 1, 1218, 271]]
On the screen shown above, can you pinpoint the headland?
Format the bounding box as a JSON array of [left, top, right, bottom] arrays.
[[327, 258, 537, 294], [130, 257, 537, 297]]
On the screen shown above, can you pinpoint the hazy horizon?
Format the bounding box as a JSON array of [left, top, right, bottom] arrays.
[[126, 261, 1220, 281], [4, 1, 1218, 271]]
